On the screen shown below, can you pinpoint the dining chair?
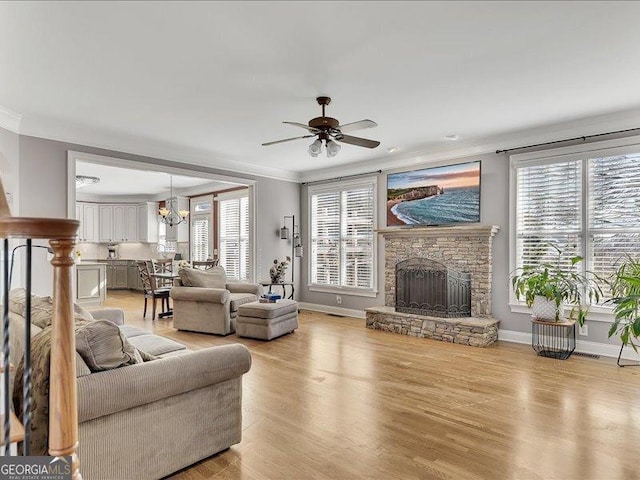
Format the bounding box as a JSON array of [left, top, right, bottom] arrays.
[[192, 259, 219, 270], [152, 258, 174, 288], [136, 260, 171, 320]]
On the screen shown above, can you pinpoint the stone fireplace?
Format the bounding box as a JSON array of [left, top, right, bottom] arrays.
[[365, 225, 500, 347], [395, 258, 471, 318]]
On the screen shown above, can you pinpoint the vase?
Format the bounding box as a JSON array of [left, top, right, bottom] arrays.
[[532, 295, 564, 322]]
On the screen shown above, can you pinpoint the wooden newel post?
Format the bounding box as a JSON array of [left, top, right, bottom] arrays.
[[48, 238, 82, 480]]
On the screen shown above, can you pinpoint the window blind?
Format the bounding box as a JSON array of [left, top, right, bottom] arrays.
[[516, 160, 582, 272], [588, 153, 640, 296], [310, 182, 375, 290], [515, 148, 640, 303], [219, 195, 249, 281], [191, 217, 209, 261]]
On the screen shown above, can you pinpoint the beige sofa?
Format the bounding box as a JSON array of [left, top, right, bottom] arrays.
[[171, 266, 261, 335], [9, 300, 252, 480]]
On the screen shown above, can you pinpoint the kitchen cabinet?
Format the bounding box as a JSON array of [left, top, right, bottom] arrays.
[[76, 263, 106, 306], [165, 196, 189, 242], [99, 205, 139, 243], [106, 261, 129, 289], [99, 205, 114, 242], [125, 205, 138, 242], [137, 202, 159, 243], [76, 202, 99, 242], [128, 262, 144, 291]]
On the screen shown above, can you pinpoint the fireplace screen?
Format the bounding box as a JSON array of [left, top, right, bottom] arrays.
[[395, 258, 471, 318]]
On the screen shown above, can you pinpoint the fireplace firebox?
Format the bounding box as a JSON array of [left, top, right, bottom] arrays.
[[395, 258, 471, 318]]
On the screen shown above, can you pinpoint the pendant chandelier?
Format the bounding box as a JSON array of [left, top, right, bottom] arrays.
[[158, 175, 189, 227]]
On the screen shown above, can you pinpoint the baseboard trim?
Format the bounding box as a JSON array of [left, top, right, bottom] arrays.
[[298, 302, 365, 319], [498, 328, 640, 361], [295, 307, 638, 361]]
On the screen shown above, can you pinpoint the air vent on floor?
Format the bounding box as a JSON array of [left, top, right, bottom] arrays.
[[573, 352, 601, 360], [327, 313, 346, 318]]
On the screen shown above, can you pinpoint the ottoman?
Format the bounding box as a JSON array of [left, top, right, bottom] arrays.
[[236, 299, 299, 340]]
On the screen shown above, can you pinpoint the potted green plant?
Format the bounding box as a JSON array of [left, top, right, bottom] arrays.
[[511, 246, 601, 325], [607, 255, 640, 353]]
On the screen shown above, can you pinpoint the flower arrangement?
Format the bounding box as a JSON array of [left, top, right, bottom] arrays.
[[270, 257, 291, 283]]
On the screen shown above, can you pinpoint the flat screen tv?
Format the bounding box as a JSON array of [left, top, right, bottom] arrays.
[[387, 160, 481, 227]]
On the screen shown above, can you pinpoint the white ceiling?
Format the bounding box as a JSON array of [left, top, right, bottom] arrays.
[[75, 161, 234, 196], [3, 1, 640, 181]]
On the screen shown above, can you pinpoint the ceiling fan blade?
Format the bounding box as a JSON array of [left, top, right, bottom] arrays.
[[335, 134, 380, 149], [283, 121, 320, 133], [338, 119, 378, 133], [262, 134, 315, 146]]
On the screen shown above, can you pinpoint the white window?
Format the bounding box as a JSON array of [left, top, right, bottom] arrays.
[[309, 179, 377, 296], [218, 191, 250, 281], [190, 195, 214, 262], [511, 138, 640, 315]]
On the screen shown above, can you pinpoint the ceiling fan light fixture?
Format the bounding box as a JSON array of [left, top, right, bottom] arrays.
[[326, 139, 342, 158], [308, 138, 322, 157]]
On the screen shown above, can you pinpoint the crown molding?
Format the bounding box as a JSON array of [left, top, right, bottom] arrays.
[[21, 123, 302, 183], [0, 105, 22, 134]]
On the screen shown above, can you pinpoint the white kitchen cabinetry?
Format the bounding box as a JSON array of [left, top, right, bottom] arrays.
[[76, 202, 99, 242], [138, 202, 159, 243], [99, 205, 114, 242], [125, 205, 138, 242], [99, 204, 140, 242], [76, 263, 106, 306], [165, 196, 189, 242]]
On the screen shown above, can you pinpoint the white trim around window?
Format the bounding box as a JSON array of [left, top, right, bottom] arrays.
[[509, 135, 640, 323], [307, 177, 378, 298]]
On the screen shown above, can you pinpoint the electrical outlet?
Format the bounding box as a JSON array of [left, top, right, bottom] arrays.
[[578, 324, 588, 336], [336, 295, 342, 305]]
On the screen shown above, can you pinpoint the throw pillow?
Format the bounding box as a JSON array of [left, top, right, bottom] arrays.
[[75, 320, 142, 372], [9, 288, 95, 329], [178, 267, 226, 289]]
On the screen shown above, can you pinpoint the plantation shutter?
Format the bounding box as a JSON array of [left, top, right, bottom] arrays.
[[588, 153, 640, 296], [191, 217, 209, 261], [312, 192, 341, 286], [311, 181, 376, 290], [342, 185, 375, 288], [515, 160, 583, 272], [219, 194, 250, 281]]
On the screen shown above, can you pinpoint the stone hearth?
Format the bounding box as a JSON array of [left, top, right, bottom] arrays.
[[365, 306, 499, 347], [366, 224, 501, 347]]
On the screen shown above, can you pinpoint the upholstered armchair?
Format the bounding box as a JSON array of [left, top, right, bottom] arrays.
[[170, 266, 261, 335]]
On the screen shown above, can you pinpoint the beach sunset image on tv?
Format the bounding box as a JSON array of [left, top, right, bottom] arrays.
[[387, 161, 481, 226]]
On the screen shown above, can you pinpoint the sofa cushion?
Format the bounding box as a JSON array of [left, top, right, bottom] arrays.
[[118, 324, 150, 339], [229, 293, 258, 312], [178, 267, 226, 289], [127, 334, 187, 357], [76, 320, 142, 372], [238, 299, 298, 319]]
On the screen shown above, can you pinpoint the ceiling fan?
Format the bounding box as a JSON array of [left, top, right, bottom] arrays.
[[262, 96, 380, 157]]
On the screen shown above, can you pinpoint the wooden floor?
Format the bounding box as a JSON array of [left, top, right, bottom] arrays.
[[104, 291, 640, 480]]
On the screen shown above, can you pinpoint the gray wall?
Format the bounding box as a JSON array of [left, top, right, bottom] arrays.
[[17, 134, 300, 296], [299, 151, 619, 347]]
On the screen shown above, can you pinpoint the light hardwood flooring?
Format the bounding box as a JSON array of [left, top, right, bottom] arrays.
[[104, 291, 640, 480]]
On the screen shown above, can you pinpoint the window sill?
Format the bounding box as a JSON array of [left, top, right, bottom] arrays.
[[508, 302, 614, 323], [308, 285, 379, 298]]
